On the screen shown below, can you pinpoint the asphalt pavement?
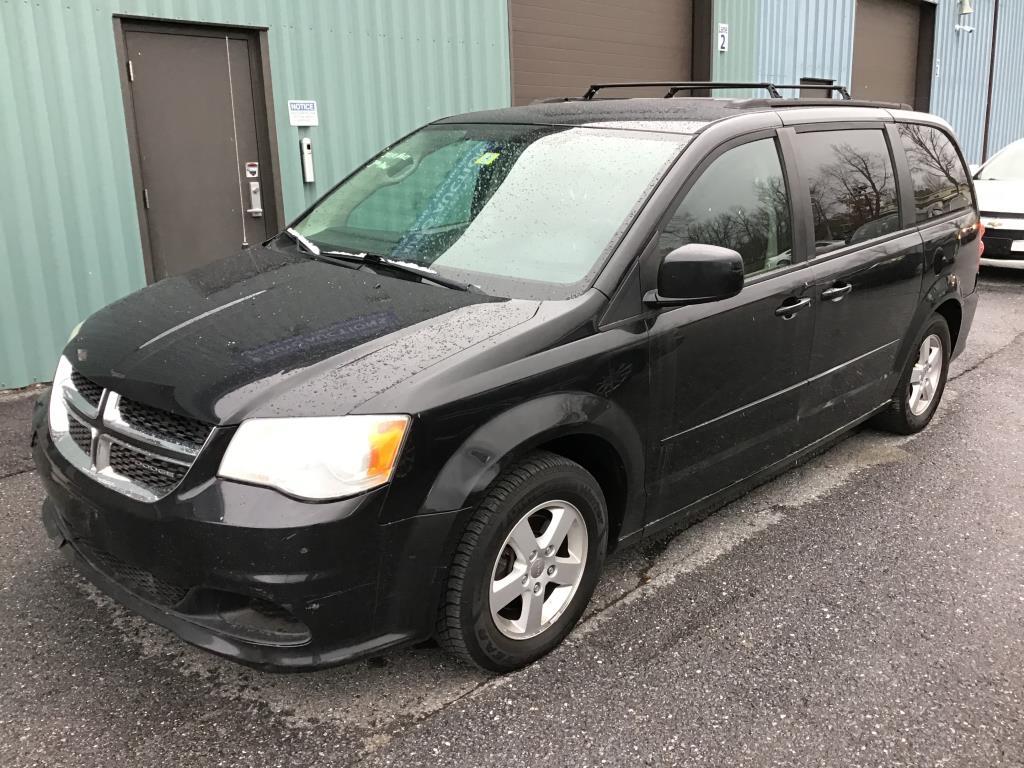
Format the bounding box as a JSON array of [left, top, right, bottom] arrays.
[[1, 270, 1023, 768]]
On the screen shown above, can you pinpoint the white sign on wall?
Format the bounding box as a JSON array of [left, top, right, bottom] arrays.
[[288, 100, 319, 127], [718, 23, 729, 53]]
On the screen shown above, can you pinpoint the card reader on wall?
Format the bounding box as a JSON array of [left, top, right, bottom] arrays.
[[300, 137, 315, 183]]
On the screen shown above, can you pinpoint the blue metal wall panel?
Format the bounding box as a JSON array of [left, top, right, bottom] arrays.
[[986, 0, 1024, 159], [929, 0, 996, 164], [756, 0, 856, 88], [0, 0, 511, 388]]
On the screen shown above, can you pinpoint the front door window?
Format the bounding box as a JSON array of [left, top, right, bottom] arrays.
[[657, 138, 794, 276]]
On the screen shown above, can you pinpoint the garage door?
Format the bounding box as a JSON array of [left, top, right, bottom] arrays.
[[509, 0, 693, 106], [852, 0, 921, 106]]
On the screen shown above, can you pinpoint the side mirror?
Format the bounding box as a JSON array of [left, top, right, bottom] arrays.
[[644, 243, 744, 307]]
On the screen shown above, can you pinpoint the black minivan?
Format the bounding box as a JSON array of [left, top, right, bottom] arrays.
[[33, 84, 981, 672]]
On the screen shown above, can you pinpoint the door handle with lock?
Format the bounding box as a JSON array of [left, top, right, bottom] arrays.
[[247, 181, 263, 217], [821, 282, 853, 301], [775, 296, 812, 318]]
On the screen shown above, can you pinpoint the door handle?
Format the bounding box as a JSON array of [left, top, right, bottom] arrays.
[[774, 296, 812, 318], [821, 282, 853, 301], [247, 181, 263, 217]]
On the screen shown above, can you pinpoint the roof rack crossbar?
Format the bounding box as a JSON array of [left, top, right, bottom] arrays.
[[582, 81, 785, 100], [664, 82, 783, 99], [772, 84, 852, 100]]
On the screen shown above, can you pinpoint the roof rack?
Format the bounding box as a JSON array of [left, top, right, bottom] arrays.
[[583, 82, 784, 100], [581, 81, 853, 101], [771, 84, 852, 99]]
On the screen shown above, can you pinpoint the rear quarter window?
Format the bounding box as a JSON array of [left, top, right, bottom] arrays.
[[898, 124, 973, 223]]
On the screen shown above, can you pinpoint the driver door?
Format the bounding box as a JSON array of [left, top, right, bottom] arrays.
[[644, 133, 816, 527]]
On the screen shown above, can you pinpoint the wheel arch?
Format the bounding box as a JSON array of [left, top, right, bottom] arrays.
[[423, 392, 645, 549], [934, 297, 963, 351], [894, 276, 965, 378]]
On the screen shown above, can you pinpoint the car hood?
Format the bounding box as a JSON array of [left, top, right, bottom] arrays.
[[69, 247, 539, 424], [974, 178, 1024, 216]]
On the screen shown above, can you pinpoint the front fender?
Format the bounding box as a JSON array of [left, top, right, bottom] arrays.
[[423, 392, 645, 536]]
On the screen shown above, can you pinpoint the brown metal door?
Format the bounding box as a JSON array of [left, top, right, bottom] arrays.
[[122, 25, 275, 279], [852, 0, 921, 105], [509, 0, 693, 105]]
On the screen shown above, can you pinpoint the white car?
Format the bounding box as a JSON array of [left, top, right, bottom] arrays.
[[973, 138, 1024, 270]]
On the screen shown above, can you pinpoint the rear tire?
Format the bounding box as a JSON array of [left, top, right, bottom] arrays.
[[436, 451, 607, 672], [871, 315, 951, 435]]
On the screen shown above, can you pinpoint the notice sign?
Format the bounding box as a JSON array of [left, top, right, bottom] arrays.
[[718, 23, 729, 52], [288, 99, 319, 126]]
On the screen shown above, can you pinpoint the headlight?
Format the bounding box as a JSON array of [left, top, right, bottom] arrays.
[[48, 356, 73, 437], [218, 415, 410, 500]]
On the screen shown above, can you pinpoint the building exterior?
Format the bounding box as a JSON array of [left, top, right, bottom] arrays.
[[1, 0, 1021, 389], [712, 0, 1024, 165]]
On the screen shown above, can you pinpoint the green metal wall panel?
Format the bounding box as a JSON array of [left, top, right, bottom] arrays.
[[711, 0, 760, 96], [0, 0, 511, 388]]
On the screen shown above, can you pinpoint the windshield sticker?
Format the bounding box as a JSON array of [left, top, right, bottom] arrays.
[[474, 151, 501, 166], [373, 151, 413, 171]]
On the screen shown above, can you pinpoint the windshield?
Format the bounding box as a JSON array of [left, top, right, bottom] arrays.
[[293, 124, 686, 298], [977, 141, 1024, 181]]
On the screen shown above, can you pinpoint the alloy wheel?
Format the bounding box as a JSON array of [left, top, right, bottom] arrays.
[[908, 333, 943, 416], [489, 500, 589, 640]]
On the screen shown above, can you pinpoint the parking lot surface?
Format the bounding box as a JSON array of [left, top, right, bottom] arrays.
[[2, 271, 1022, 768]]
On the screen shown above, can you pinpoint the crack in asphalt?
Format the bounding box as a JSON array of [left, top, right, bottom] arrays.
[[0, 467, 34, 481], [949, 328, 1024, 383]]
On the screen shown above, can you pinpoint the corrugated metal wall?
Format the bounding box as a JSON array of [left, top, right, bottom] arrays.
[[756, 0, 856, 88], [0, 0, 511, 389], [711, 0, 760, 96], [929, 0, 995, 164], [986, 0, 1024, 159]]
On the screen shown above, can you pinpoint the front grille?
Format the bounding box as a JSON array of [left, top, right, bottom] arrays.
[[118, 396, 212, 451], [67, 416, 92, 455], [108, 442, 189, 495], [51, 365, 215, 501], [76, 540, 191, 608], [70, 371, 103, 407]]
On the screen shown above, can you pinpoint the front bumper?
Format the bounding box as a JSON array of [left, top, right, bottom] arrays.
[[32, 395, 461, 670], [981, 223, 1024, 269]]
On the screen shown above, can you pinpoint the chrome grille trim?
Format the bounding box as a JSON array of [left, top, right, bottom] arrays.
[[62, 376, 100, 420], [50, 363, 213, 502], [103, 392, 202, 458]]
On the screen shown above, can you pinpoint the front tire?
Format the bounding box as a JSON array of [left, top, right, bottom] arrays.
[[436, 451, 608, 672], [872, 315, 951, 435]]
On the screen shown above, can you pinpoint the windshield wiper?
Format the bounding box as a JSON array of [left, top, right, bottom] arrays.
[[319, 248, 479, 293], [283, 231, 479, 293], [284, 227, 321, 256]]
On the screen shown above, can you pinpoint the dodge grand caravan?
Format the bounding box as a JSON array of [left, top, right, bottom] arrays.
[[33, 83, 981, 672]]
